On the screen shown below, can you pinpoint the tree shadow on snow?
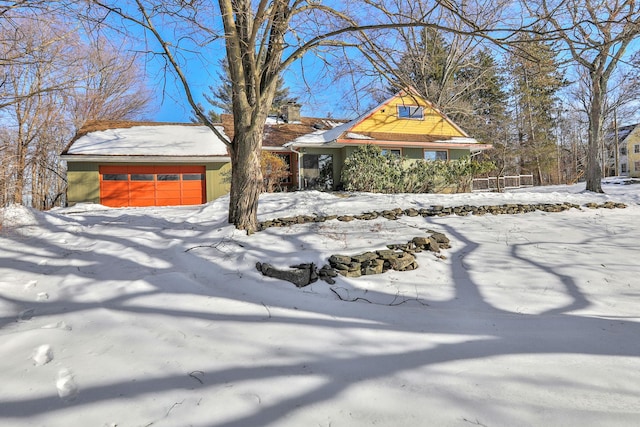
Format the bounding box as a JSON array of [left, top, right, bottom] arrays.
[[0, 206, 639, 426]]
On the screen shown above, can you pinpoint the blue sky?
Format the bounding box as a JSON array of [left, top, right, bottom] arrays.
[[127, 2, 383, 124], [138, 3, 640, 127], [149, 53, 376, 123]]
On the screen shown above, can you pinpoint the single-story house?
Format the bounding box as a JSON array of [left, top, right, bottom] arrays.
[[62, 88, 491, 207]]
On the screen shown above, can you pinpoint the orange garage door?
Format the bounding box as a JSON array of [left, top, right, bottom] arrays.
[[100, 165, 206, 207]]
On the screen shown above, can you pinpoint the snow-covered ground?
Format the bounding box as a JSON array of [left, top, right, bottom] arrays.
[[1, 182, 640, 427]]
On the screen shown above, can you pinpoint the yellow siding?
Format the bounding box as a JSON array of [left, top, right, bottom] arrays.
[[351, 94, 465, 137], [626, 129, 640, 178]]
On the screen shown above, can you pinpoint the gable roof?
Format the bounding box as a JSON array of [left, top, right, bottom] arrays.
[[618, 124, 640, 142], [348, 87, 470, 137], [287, 88, 489, 151], [62, 121, 230, 161]]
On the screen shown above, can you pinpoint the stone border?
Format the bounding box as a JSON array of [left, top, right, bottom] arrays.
[[257, 201, 627, 231], [329, 232, 450, 278], [256, 200, 627, 288], [257, 232, 451, 287]]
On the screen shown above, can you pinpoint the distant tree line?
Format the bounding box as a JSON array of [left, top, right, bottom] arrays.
[[0, 3, 151, 209]]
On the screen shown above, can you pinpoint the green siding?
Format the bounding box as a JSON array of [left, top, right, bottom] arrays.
[[206, 162, 231, 201], [66, 163, 100, 205]]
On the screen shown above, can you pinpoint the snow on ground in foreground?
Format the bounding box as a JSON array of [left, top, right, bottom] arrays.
[[1, 182, 640, 427]]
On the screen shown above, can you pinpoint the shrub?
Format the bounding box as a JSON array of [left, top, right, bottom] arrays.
[[220, 151, 290, 193], [341, 145, 495, 193], [341, 145, 405, 193], [261, 151, 289, 192]]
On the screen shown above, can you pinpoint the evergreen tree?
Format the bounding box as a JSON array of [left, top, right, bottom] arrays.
[[202, 58, 297, 118], [393, 28, 456, 113], [392, 30, 507, 144], [456, 49, 508, 145], [507, 33, 566, 185]]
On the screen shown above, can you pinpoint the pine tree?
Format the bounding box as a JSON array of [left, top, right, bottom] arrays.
[[456, 49, 508, 144], [203, 58, 297, 118], [507, 33, 566, 185], [392, 32, 507, 144]]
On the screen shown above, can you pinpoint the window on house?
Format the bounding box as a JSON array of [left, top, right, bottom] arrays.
[[635, 161, 640, 171], [635, 144, 640, 154], [424, 150, 448, 161], [620, 147, 627, 155], [398, 105, 424, 120], [621, 163, 627, 173], [381, 148, 402, 157], [301, 154, 333, 189]]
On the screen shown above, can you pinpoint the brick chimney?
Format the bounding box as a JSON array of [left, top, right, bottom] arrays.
[[281, 102, 301, 123]]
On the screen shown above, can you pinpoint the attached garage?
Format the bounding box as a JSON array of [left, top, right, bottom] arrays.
[[61, 122, 231, 207]]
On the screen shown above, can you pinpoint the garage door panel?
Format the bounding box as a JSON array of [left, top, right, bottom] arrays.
[[135, 198, 159, 208], [101, 182, 128, 196], [100, 165, 205, 207], [103, 195, 130, 207], [182, 190, 204, 199]]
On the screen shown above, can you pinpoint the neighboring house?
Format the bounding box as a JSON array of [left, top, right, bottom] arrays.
[[62, 88, 490, 207], [606, 123, 640, 178], [620, 124, 640, 178]]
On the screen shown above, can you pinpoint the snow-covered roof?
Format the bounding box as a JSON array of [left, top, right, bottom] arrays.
[[286, 119, 358, 147], [64, 124, 229, 157]]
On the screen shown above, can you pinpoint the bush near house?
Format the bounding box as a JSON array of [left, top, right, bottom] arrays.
[[221, 151, 289, 193], [341, 145, 494, 193], [261, 151, 289, 192]]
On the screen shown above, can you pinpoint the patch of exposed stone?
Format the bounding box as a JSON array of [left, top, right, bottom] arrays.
[[257, 232, 450, 287], [329, 232, 450, 278], [257, 201, 627, 231]]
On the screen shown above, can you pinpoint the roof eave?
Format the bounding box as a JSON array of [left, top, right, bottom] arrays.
[[60, 155, 231, 163], [335, 139, 491, 150]]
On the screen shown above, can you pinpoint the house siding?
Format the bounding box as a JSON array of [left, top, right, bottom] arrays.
[[626, 128, 640, 178], [350, 94, 465, 137], [67, 162, 100, 205], [206, 162, 232, 200]]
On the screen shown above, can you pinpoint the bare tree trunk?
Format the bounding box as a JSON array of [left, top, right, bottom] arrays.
[[13, 132, 26, 205], [228, 126, 264, 232], [586, 76, 604, 193]]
